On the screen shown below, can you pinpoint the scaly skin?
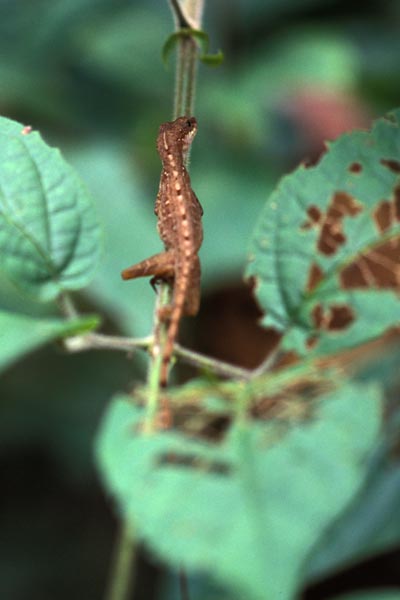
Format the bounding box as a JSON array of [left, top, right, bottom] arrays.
[[121, 116, 203, 387]]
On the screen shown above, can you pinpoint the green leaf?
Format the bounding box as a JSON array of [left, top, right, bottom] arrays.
[[162, 28, 223, 68], [200, 50, 224, 67], [307, 419, 400, 580], [162, 28, 207, 65], [246, 109, 400, 356], [96, 380, 381, 600], [0, 309, 99, 373], [0, 116, 101, 301]]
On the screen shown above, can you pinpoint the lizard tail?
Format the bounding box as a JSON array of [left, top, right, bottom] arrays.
[[160, 303, 182, 388], [159, 272, 188, 387]]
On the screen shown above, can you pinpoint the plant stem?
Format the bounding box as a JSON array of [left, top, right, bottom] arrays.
[[144, 284, 171, 433], [63, 332, 152, 353], [103, 2, 207, 594], [63, 331, 251, 380], [173, 35, 198, 118], [105, 521, 136, 600], [174, 343, 250, 379], [57, 292, 79, 319], [250, 345, 281, 378], [174, 40, 185, 119], [172, 0, 203, 119], [144, 0, 205, 428]]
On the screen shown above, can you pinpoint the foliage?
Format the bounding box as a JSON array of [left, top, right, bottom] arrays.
[[93, 109, 400, 598], [162, 29, 223, 66], [1, 2, 400, 599], [0, 115, 101, 375], [0, 101, 400, 598], [0, 117, 101, 301], [246, 109, 400, 355], [96, 380, 381, 600], [306, 406, 400, 580]]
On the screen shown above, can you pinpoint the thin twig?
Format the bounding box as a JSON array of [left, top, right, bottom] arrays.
[[63, 332, 152, 353], [250, 346, 281, 378], [63, 330, 251, 380], [174, 342, 251, 379], [57, 292, 79, 319], [105, 522, 136, 600]]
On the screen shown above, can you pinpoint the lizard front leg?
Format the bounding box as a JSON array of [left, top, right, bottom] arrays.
[[121, 250, 175, 281], [122, 250, 177, 326]]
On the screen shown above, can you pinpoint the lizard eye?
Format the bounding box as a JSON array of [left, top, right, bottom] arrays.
[[186, 119, 192, 128]]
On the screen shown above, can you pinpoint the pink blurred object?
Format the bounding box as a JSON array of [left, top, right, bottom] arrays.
[[281, 88, 372, 163]]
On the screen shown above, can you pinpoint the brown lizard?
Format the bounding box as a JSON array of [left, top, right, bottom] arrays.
[[121, 116, 203, 387]]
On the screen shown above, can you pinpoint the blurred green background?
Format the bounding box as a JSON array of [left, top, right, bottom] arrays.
[[1, 0, 400, 598]]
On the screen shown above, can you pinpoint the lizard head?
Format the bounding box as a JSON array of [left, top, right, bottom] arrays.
[[157, 116, 197, 161], [179, 116, 197, 159]]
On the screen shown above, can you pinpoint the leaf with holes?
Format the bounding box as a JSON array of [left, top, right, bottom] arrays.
[[0, 117, 101, 301], [246, 109, 400, 355], [96, 379, 381, 600]]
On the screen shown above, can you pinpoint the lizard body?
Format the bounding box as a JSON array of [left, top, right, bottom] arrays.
[[121, 116, 203, 387]]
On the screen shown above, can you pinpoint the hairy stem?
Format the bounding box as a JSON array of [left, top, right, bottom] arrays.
[[172, 0, 203, 119], [173, 35, 198, 119]]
